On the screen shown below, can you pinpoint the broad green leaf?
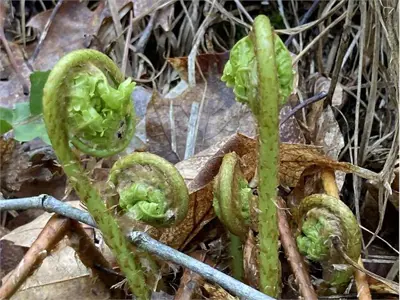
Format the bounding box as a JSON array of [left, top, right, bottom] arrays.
[[13, 120, 51, 145], [0, 107, 13, 123], [29, 70, 51, 115], [12, 102, 31, 123], [0, 120, 12, 135]]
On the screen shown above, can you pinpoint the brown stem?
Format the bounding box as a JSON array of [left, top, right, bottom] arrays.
[[68, 220, 121, 290], [277, 198, 317, 300], [174, 251, 215, 300], [0, 215, 70, 299], [0, 1, 29, 94], [355, 257, 372, 300], [321, 168, 371, 298]]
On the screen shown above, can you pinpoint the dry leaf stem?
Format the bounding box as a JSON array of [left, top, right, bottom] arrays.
[[277, 198, 317, 300], [321, 168, 372, 299], [0, 215, 71, 299]]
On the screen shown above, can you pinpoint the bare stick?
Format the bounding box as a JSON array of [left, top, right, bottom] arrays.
[[0, 194, 96, 227], [129, 231, 274, 300], [0, 215, 70, 299], [0, 195, 277, 300], [277, 198, 317, 300]]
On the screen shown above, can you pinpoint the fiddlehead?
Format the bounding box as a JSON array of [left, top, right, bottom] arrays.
[[213, 152, 253, 240], [220, 15, 293, 297], [296, 194, 361, 294], [43, 49, 146, 298], [108, 152, 189, 228], [213, 152, 255, 280]]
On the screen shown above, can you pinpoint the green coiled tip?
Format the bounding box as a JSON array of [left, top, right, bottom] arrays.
[[221, 24, 294, 116], [213, 152, 252, 240], [44, 49, 136, 158], [109, 152, 189, 228], [296, 194, 362, 294]]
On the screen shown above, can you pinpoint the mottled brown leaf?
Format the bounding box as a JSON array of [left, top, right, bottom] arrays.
[[147, 53, 257, 163], [0, 138, 65, 197], [0, 138, 32, 192], [280, 143, 381, 187], [175, 251, 213, 300], [26, 1, 106, 71], [279, 102, 305, 144], [202, 282, 238, 300], [7, 244, 111, 300], [0, 43, 30, 108], [243, 230, 259, 289], [159, 134, 258, 249]]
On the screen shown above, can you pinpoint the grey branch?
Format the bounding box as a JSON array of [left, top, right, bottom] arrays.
[[0, 195, 275, 300]]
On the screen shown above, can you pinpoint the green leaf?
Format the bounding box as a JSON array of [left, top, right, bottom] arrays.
[[221, 34, 294, 110], [0, 120, 13, 135], [29, 70, 51, 115], [0, 107, 13, 123], [12, 102, 31, 123], [13, 119, 51, 145]]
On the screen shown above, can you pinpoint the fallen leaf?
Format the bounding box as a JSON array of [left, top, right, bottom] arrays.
[[243, 230, 259, 289], [313, 74, 344, 108], [0, 43, 30, 107], [279, 143, 381, 187], [8, 244, 111, 300], [159, 133, 381, 249], [0, 138, 32, 193], [279, 102, 306, 144], [0, 239, 26, 280], [175, 251, 211, 300], [26, 1, 106, 71], [159, 133, 257, 249], [147, 52, 303, 163], [147, 53, 257, 163], [0, 137, 63, 196], [202, 282, 238, 300]]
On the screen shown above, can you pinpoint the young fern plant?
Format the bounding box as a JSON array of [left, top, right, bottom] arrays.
[[42, 49, 189, 300], [217, 15, 362, 297], [217, 15, 294, 297], [213, 152, 255, 281], [296, 194, 361, 294]]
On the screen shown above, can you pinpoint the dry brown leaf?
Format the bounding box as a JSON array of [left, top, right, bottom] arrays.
[[8, 244, 111, 300], [313, 74, 344, 108], [0, 138, 32, 193], [175, 251, 212, 300], [0, 240, 26, 280], [26, 1, 106, 71], [147, 52, 304, 163], [146, 73, 256, 162], [0, 43, 30, 107], [160, 133, 381, 249], [280, 142, 381, 187], [202, 282, 238, 300], [0, 138, 65, 197], [279, 102, 306, 144], [159, 134, 257, 249], [146, 54, 255, 162], [243, 230, 259, 289]]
